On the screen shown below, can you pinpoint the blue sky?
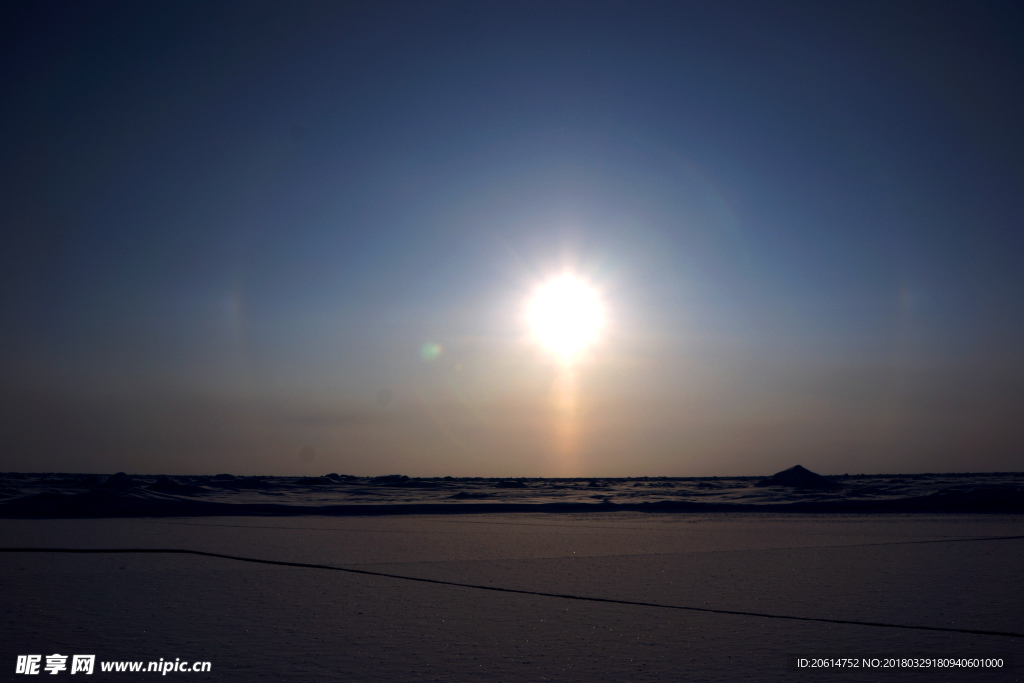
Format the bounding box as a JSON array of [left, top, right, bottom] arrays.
[[2, 1, 1022, 476]]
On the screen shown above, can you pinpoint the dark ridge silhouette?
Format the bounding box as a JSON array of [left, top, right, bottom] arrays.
[[372, 474, 409, 485], [3, 472, 1024, 518], [73, 475, 103, 488], [2, 486, 1024, 518], [99, 472, 136, 489], [756, 465, 841, 489], [207, 476, 274, 490], [146, 476, 203, 494], [296, 476, 331, 485], [369, 474, 439, 488], [398, 479, 441, 488]]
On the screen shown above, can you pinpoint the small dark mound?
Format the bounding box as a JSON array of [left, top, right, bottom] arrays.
[[495, 480, 527, 488], [587, 480, 608, 488], [324, 473, 357, 482], [212, 473, 237, 481], [755, 465, 840, 489]]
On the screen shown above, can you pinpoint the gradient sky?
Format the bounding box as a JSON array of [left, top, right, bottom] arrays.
[[2, 1, 1023, 477]]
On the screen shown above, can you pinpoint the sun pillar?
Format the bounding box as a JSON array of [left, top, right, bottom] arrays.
[[552, 362, 580, 476]]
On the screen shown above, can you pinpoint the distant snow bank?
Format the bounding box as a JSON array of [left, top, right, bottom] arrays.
[[2, 470, 1023, 518]]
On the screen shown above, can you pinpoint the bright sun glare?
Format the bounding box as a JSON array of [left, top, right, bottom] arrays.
[[527, 274, 606, 362]]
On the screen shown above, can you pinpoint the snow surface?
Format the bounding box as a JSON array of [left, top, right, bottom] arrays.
[[3, 470, 1022, 680], [2, 512, 1023, 681]]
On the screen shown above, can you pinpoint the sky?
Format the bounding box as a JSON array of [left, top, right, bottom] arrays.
[[1, 1, 1022, 477]]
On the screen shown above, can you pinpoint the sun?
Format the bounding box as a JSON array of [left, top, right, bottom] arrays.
[[527, 274, 606, 362]]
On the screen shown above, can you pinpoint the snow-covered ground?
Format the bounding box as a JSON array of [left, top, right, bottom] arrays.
[[2, 512, 1022, 681]]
